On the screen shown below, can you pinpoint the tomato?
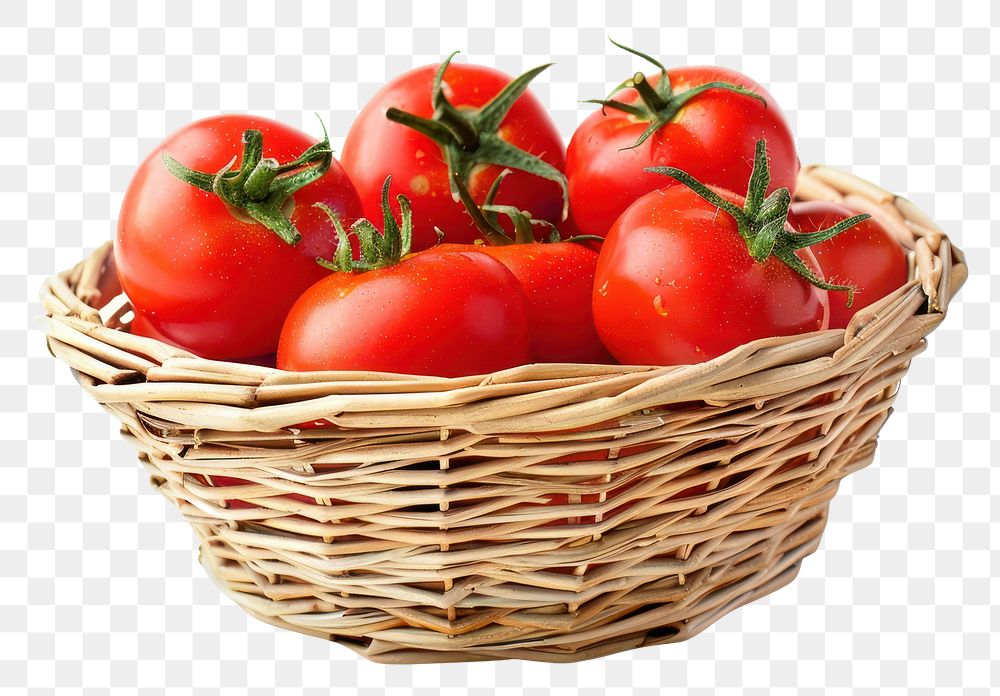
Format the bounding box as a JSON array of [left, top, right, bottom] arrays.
[[129, 312, 176, 345], [341, 53, 568, 251], [592, 140, 870, 366], [788, 201, 909, 329], [277, 182, 531, 378], [115, 114, 363, 360], [131, 314, 279, 367], [442, 171, 613, 364], [473, 242, 613, 363], [567, 40, 798, 236], [278, 251, 529, 377]]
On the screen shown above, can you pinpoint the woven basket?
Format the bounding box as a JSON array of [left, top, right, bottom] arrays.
[[40, 165, 966, 664]]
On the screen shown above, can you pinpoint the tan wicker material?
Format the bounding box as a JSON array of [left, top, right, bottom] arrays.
[[40, 165, 966, 664]]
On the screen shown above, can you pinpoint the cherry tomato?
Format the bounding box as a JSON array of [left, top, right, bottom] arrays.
[[129, 312, 175, 345], [472, 242, 614, 364], [130, 313, 277, 367], [341, 54, 567, 251], [276, 183, 531, 378], [115, 115, 363, 360], [593, 142, 849, 366], [567, 41, 798, 236], [789, 201, 909, 329], [442, 171, 613, 364], [278, 249, 530, 377]]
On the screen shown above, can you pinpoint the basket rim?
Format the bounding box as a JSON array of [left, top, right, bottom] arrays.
[[39, 164, 967, 433]]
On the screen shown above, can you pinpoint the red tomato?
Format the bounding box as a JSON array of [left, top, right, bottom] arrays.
[[115, 115, 363, 360], [131, 314, 278, 367], [276, 184, 531, 377], [440, 171, 613, 364], [567, 42, 797, 236], [129, 312, 176, 345], [789, 201, 909, 329], [341, 54, 567, 251], [278, 249, 530, 377], [471, 242, 614, 364], [592, 142, 840, 366]]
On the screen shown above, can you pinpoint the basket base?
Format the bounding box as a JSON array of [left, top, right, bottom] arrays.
[[194, 502, 829, 664], [211, 557, 806, 664]]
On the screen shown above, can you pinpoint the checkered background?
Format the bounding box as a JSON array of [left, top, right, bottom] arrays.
[[3, 0, 996, 692]]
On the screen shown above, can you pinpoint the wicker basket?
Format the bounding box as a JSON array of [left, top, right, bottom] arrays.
[[40, 165, 966, 664]]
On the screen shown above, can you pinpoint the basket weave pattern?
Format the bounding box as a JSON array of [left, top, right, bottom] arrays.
[[41, 166, 966, 663]]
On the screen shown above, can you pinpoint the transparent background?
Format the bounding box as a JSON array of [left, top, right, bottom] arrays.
[[2, 0, 996, 693]]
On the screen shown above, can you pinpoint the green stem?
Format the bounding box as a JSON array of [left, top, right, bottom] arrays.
[[161, 122, 333, 246], [631, 72, 669, 113], [451, 169, 571, 246], [481, 204, 537, 244], [314, 176, 415, 273], [646, 138, 871, 305], [244, 158, 279, 200], [450, 170, 513, 246], [435, 106, 480, 151], [385, 108, 458, 144], [588, 39, 767, 151], [384, 51, 569, 218]]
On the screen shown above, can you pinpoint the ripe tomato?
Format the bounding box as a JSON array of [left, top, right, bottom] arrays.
[[277, 182, 531, 378], [444, 171, 613, 364], [129, 312, 176, 345], [472, 242, 613, 363], [115, 115, 363, 360], [567, 40, 798, 236], [341, 53, 567, 251], [789, 201, 909, 329], [593, 141, 870, 366]]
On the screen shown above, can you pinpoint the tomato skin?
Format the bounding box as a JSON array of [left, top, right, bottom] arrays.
[[115, 115, 363, 360], [129, 312, 176, 345], [592, 185, 830, 366], [341, 63, 566, 251], [276, 249, 531, 378], [567, 66, 798, 236], [788, 201, 909, 329], [131, 314, 278, 367], [443, 242, 613, 364]]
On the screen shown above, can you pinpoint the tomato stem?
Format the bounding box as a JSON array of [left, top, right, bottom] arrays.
[[631, 72, 669, 113], [244, 158, 280, 200], [451, 169, 578, 246], [314, 176, 414, 273], [162, 117, 333, 246], [587, 38, 767, 151], [384, 51, 569, 218], [646, 139, 870, 306]]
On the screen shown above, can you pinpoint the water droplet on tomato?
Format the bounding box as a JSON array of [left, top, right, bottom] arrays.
[[653, 295, 668, 316], [597, 280, 609, 296]]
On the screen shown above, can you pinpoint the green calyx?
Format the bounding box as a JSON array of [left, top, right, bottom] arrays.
[[646, 139, 871, 305], [385, 51, 569, 218], [161, 118, 333, 246], [451, 169, 603, 247], [585, 38, 767, 151], [314, 176, 414, 273], [451, 169, 556, 245]]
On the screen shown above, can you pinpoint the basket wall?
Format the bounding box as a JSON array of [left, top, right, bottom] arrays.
[[40, 166, 966, 663]]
